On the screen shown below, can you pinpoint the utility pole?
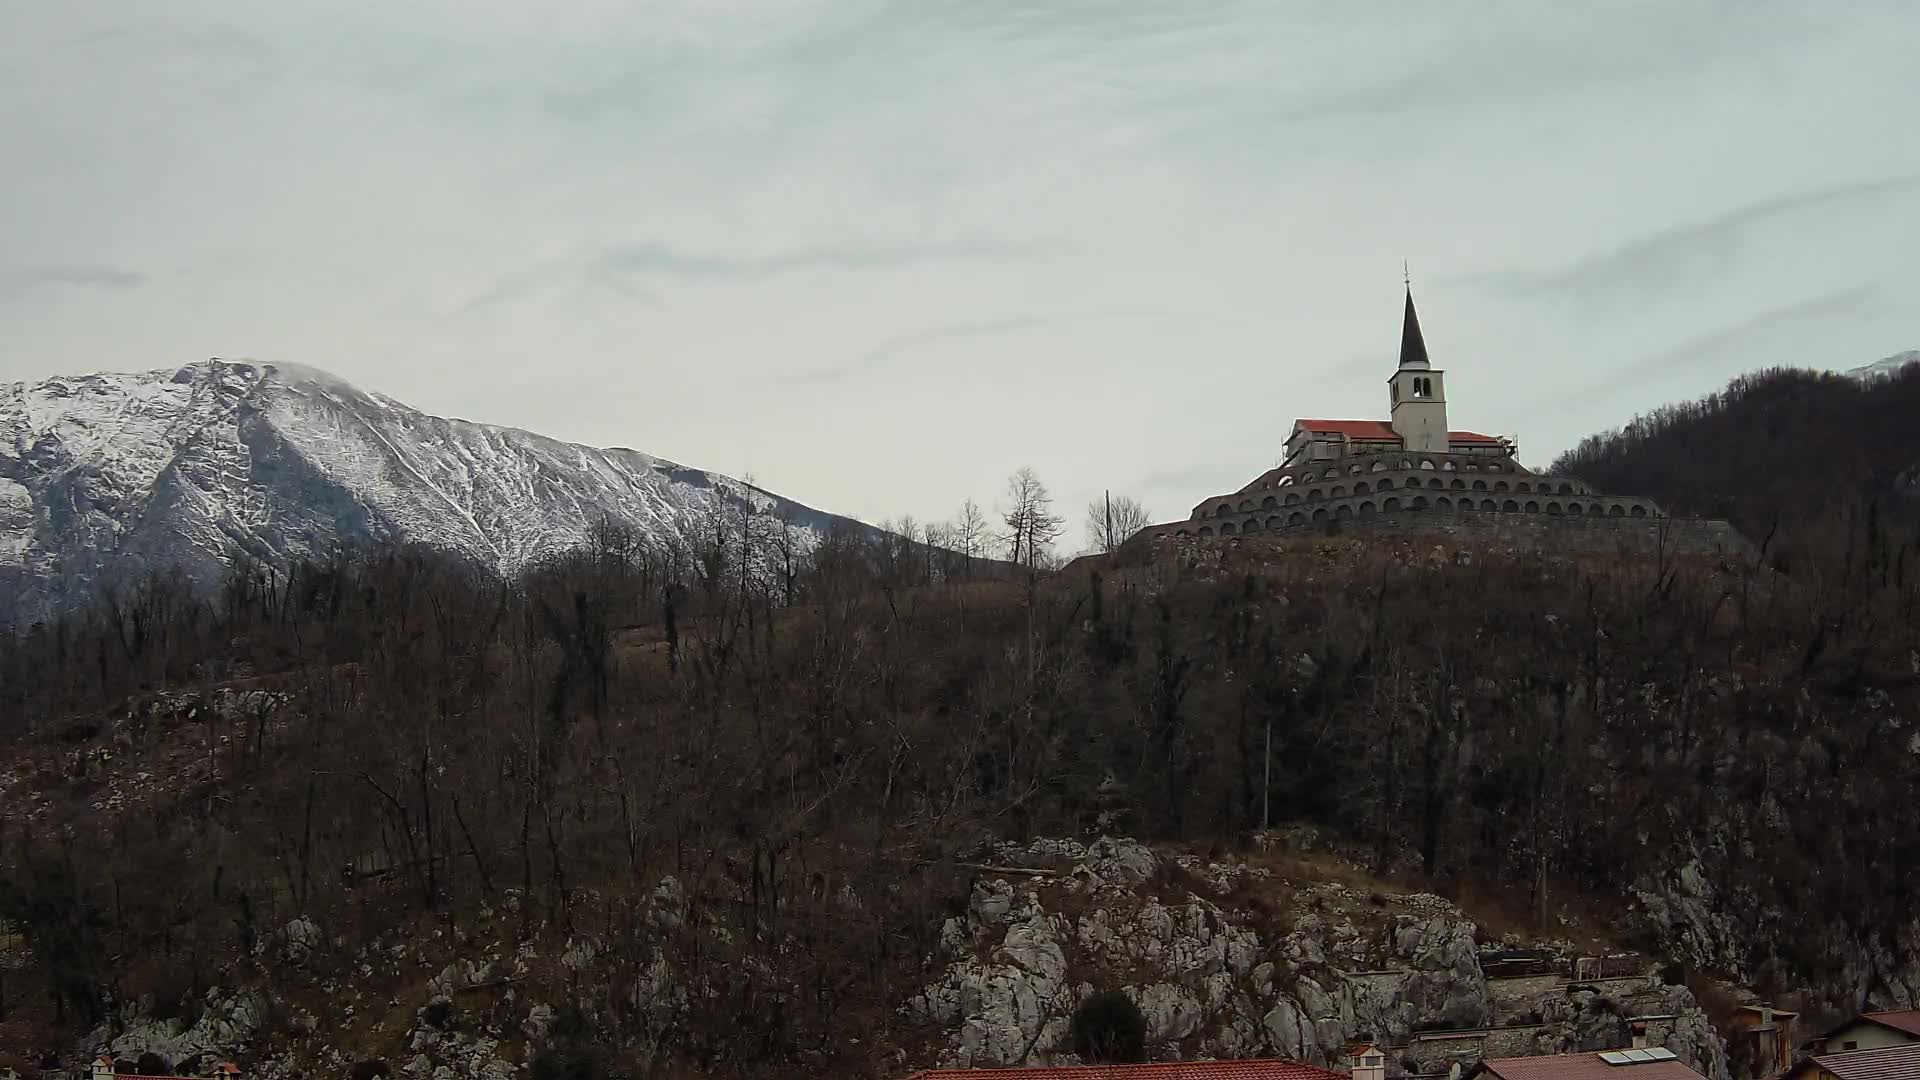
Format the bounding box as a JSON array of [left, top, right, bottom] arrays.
[[1262, 716, 1272, 831]]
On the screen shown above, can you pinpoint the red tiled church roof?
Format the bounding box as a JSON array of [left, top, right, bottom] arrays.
[[1297, 419, 1399, 440], [1294, 420, 1504, 446], [903, 1060, 1348, 1080]]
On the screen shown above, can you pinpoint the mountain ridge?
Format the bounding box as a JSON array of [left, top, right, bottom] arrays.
[[1843, 349, 1920, 380], [0, 359, 866, 623]]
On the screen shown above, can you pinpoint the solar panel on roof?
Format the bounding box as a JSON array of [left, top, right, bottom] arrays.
[[1597, 1049, 1679, 1066]]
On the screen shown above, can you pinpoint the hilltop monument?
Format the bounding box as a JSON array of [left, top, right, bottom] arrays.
[[1132, 287, 1689, 545]]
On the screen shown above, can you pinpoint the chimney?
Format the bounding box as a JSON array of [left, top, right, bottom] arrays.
[[92, 1058, 116, 1080], [211, 1064, 242, 1079], [1630, 1022, 1649, 1050], [1351, 1042, 1387, 1080]]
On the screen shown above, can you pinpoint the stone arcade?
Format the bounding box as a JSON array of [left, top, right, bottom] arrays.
[[1133, 288, 1672, 545]]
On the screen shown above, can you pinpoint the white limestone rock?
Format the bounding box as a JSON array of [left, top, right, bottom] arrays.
[[1132, 982, 1205, 1042], [1078, 837, 1159, 888]]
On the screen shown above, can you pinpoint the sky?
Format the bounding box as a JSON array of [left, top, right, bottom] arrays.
[[4, 1, 1920, 538]]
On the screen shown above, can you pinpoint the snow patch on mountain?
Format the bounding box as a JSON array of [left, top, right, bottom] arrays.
[[1, 360, 863, 623], [1844, 350, 1920, 381]]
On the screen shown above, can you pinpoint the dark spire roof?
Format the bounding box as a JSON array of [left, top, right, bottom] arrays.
[[1399, 286, 1430, 370]]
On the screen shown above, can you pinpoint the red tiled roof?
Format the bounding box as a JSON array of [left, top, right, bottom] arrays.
[[1476, 1053, 1706, 1080], [1296, 419, 1400, 441], [903, 1060, 1348, 1080], [1294, 421, 1506, 447], [1806, 1042, 1920, 1080], [1861, 1009, 1920, 1037]]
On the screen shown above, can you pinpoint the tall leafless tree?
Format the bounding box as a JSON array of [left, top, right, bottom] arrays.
[[1085, 493, 1152, 554]]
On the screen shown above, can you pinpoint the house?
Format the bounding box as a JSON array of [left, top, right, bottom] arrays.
[[1726, 1003, 1798, 1077], [900, 1054, 1354, 1080], [91, 1057, 241, 1080], [1813, 1010, 1920, 1055], [1464, 1049, 1708, 1080], [1780, 1041, 1920, 1080]]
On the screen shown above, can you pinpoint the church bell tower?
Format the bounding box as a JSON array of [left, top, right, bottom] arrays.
[[1388, 285, 1448, 453]]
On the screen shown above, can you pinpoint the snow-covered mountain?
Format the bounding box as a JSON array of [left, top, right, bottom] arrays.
[[1844, 350, 1920, 380], [1, 360, 866, 623]]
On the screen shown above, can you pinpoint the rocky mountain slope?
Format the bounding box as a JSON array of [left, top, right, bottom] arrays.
[[4, 363, 1918, 1080], [0, 360, 863, 624], [53, 827, 1731, 1080]]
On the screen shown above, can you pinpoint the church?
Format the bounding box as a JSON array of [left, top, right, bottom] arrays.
[[1133, 287, 1668, 544]]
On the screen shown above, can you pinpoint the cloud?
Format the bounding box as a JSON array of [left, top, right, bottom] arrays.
[[781, 310, 1158, 386], [453, 263, 658, 315], [594, 239, 1027, 280], [0, 266, 144, 304], [1632, 285, 1883, 374], [1538, 285, 1883, 411], [456, 239, 1032, 315], [1472, 175, 1920, 309]]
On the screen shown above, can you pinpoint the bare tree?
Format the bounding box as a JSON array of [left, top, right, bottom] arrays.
[[1085, 492, 1152, 554], [953, 499, 989, 578], [1002, 467, 1065, 574]]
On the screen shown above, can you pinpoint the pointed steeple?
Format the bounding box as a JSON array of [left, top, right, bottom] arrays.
[[1398, 285, 1430, 370]]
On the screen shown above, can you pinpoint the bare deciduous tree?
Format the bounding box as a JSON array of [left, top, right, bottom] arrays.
[[1085, 493, 1152, 554], [1001, 467, 1064, 574], [953, 499, 989, 577]]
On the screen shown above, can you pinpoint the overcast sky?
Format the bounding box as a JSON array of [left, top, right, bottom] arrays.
[[4, 2, 1919, 534]]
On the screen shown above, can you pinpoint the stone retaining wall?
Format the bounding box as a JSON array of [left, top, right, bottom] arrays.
[[1135, 511, 1751, 561], [1323, 513, 1751, 559]]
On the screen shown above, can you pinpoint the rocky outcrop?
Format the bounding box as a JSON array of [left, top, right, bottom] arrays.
[[908, 838, 1730, 1079], [77, 841, 1735, 1080], [1635, 849, 1920, 1016], [90, 990, 276, 1072]]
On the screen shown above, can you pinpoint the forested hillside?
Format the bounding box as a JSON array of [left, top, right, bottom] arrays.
[[0, 371, 1916, 1078], [1554, 364, 1920, 567]]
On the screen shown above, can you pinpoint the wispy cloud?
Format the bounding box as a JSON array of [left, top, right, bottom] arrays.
[[453, 263, 658, 315], [1634, 285, 1883, 373], [0, 265, 144, 304], [781, 310, 1156, 386], [594, 239, 1029, 281], [1472, 175, 1920, 309], [1536, 285, 1884, 412], [456, 239, 1030, 315]]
